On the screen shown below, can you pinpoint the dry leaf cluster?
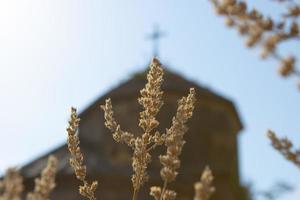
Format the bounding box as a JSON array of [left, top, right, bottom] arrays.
[[210, 0, 300, 87]]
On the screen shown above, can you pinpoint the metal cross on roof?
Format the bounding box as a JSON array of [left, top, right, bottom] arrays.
[[146, 25, 166, 58]]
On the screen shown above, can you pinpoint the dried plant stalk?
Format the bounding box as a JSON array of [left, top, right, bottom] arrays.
[[210, 0, 300, 88], [0, 168, 23, 200], [68, 57, 201, 200], [101, 98, 135, 147], [150, 88, 196, 200], [67, 107, 98, 200], [101, 58, 166, 200], [193, 167, 215, 200], [268, 129, 300, 167], [26, 156, 58, 200], [138, 57, 164, 134], [150, 186, 176, 200], [101, 57, 197, 200]]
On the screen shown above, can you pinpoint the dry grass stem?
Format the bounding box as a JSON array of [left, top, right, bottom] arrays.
[[150, 88, 196, 200], [101, 98, 135, 147], [26, 156, 58, 200], [193, 167, 215, 200], [0, 168, 23, 200], [268, 129, 300, 167], [101, 58, 167, 200], [210, 0, 300, 88], [101, 57, 197, 200], [67, 107, 98, 200]]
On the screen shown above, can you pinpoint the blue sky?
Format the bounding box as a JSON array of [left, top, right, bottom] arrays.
[[0, 1, 300, 199]]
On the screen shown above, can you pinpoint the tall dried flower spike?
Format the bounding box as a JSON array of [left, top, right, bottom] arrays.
[[267, 130, 300, 167], [100, 57, 167, 200], [138, 57, 164, 134], [26, 156, 58, 200], [194, 167, 215, 200], [131, 57, 166, 200], [0, 168, 23, 200], [151, 88, 196, 200], [67, 107, 98, 200], [131, 57, 165, 199], [100, 99, 135, 147]]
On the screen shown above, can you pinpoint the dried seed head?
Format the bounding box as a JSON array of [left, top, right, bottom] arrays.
[[150, 186, 161, 200], [278, 56, 295, 77], [163, 190, 177, 200], [260, 18, 273, 30], [138, 57, 164, 133], [290, 22, 299, 36], [67, 107, 87, 181], [150, 187, 176, 200], [268, 130, 300, 167], [26, 156, 58, 200], [101, 99, 135, 147], [194, 167, 215, 200], [100, 58, 196, 199], [286, 6, 300, 17], [66, 107, 98, 200], [159, 88, 196, 184], [131, 139, 151, 190], [100, 58, 168, 200], [221, 0, 236, 7], [225, 17, 235, 26], [210, 0, 300, 87], [79, 181, 98, 200], [0, 168, 23, 200]]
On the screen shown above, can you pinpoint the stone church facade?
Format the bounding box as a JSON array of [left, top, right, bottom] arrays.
[[20, 68, 249, 200]]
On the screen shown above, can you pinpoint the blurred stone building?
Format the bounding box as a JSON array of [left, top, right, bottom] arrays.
[[20, 67, 249, 200]]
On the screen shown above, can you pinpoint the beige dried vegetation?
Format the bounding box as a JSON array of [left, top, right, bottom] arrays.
[[1, 58, 215, 200], [67, 57, 215, 200], [0, 58, 215, 200], [210, 0, 300, 87], [67, 107, 98, 200], [26, 156, 58, 200], [0, 168, 23, 200], [193, 167, 215, 200], [4, 1, 300, 199], [210, 0, 300, 172], [268, 130, 300, 167], [0, 156, 58, 200]]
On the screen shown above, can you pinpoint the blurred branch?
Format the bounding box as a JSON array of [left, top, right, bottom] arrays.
[[247, 181, 294, 200], [210, 0, 300, 88], [268, 130, 300, 167]]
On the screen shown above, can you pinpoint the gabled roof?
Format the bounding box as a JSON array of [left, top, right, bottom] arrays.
[[79, 68, 243, 132]]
